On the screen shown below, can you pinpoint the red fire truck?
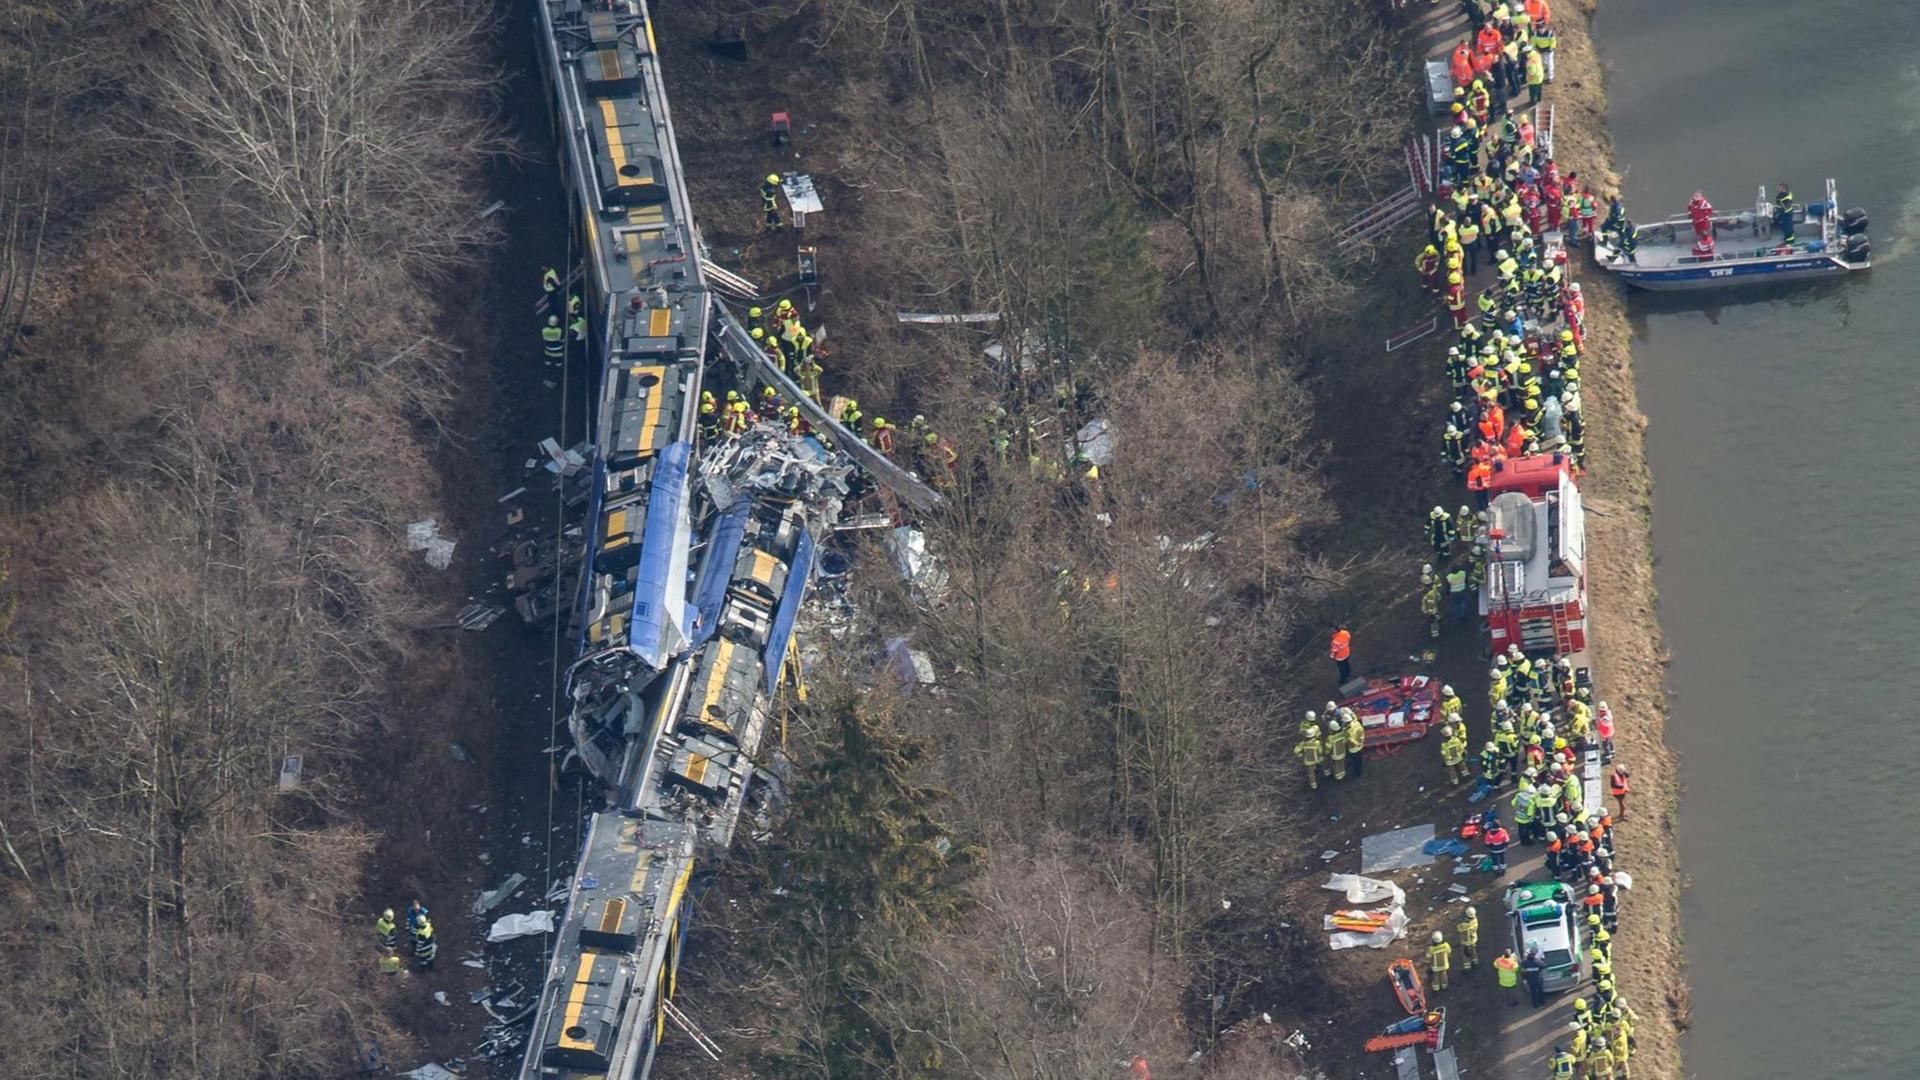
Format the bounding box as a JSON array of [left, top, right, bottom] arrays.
[[1479, 452, 1587, 655]]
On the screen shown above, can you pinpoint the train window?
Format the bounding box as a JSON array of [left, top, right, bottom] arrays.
[[635, 372, 660, 388], [619, 163, 642, 177]]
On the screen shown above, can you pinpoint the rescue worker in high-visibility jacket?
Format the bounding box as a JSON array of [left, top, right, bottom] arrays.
[[1512, 781, 1539, 844], [1479, 741, 1503, 788], [723, 399, 751, 436], [698, 391, 720, 440], [1344, 708, 1367, 780], [1444, 424, 1467, 476], [1583, 1037, 1615, 1080], [1427, 505, 1457, 558], [1325, 720, 1350, 781], [1456, 906, 1480, 970], [1446, 565, 1470, 620], [1439, 686, 1464, 725], [1294, 724, 1323, 790], [1427, 931, 1453, 991], [793, 353, 823, 400], [1773, 182, 1797, 244], [540, 266, 559, 295], [1441, 729, 1469, 786], [1447, 273, 1470, 328], [374, 908, 398, 952], [412, 918, 437, 970], [541, 315, 565, 362], [1488, 664, 1510, 707], [1417, 244, 1442, 294], [760, 173, 783, 231], [1421, 578, 1443, 639]]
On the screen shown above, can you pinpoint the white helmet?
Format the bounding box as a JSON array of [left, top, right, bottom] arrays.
[[1432, 931, 1445, 943], [1304, 709, 1318, 722], [1441, 685, 1455, 696], [1432, 505, 1448, 517]]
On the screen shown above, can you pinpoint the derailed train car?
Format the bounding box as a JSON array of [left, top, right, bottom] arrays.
[[517, 1, 836, 1077]]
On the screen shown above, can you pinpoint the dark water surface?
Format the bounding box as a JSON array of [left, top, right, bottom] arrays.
[[1595, 3, 1920, 1077]]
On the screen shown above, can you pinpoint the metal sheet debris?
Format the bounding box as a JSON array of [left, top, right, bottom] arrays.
[[486, 910, 556, 942], [403, 1066, 460, 1080], [895, 311, 1002, 325], [884, 526, 948, 602], [1360, 824, 1437, 874], [457, 604, 506, 631], [473, 873, 528, 915]]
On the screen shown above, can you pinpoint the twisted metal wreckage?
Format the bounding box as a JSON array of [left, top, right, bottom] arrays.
[[513, 2, 939, 1077]]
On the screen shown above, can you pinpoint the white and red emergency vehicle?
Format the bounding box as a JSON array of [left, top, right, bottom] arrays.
[[1479, 452, 1587, 654]]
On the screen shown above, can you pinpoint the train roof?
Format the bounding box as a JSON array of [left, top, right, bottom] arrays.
[[521, 815, 697, 1080]]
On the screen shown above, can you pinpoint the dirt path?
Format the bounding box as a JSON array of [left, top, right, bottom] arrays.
[[1380, 2, 1688, 1077]]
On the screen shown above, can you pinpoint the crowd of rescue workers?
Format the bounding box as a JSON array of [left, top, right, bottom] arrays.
[[1303, 3, 1643, 1078]]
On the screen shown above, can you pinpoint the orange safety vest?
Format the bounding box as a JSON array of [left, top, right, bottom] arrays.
[[1329, 629, 1351, 661], [1467, 461, 1494, 491], [1451, 43, 1474, 86], [1609, 769, 1629, 796]]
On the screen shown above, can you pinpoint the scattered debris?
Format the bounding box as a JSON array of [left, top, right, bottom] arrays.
[[403, 1066, 460, 1080], [884, 637, 936, 694], [1421, 838, 1470, 857], [457, 604, 506, 632], [894, 311, 1002, 325], [1446, 883, 1468, 895], [1360, 824, 1437, 874], [433, 991, 451, 1007], [486, 910, 556, 942], [1319, 850, 1341, 862], [884, 526, 949, 602], [473, 873, 528, 915], [498, 487, 527, 503], [448, 741, 474, 764], [276, 754, 302, 793], [1074, 417, 1114, 466], [406, 519, 457, 570], [697, 426, 854, 521]]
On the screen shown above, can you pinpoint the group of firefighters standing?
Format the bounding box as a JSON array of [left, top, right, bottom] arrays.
[[1350, 3, 1646, 1077], [371, 899, 436, 976]]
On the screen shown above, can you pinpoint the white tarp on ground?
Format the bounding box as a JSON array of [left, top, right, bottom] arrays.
[[486, 910, 556, 942], [1321, 873, 1410, 950], [403, 1066, 460, 1080], [1324, 873, 1408, 907], [1359, 823, 1436, 874]]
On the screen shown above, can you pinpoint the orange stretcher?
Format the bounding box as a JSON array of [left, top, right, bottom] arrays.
[[1388, 957, 1426, 1015]]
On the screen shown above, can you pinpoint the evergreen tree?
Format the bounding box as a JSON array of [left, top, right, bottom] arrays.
[[767, 694, 977, 1078]]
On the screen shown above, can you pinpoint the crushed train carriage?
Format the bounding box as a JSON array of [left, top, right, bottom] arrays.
[[515, 2, 879, 1077]]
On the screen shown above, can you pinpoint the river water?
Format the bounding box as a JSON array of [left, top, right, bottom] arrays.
[[1595, 3, 1920, 1077]]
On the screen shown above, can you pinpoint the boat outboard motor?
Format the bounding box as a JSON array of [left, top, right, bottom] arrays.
[[1844, 232, 1872, 263], [1842, 207, 1870, 236]]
